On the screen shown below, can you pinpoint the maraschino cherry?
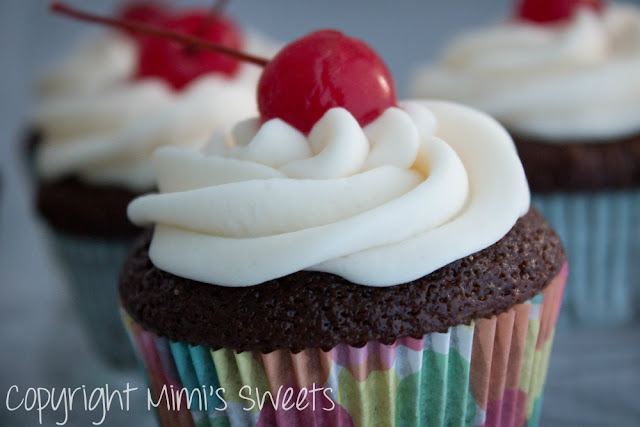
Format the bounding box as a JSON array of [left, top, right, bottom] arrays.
[[55, 2, 244, 90], [50, 3, 398, 134], [136, 11, 244, 90], [516, 0, 604, 24], [257, 30, 397, 134]]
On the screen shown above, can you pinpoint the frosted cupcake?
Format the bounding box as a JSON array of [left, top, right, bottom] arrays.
[[120, 29, 567, 426], [411, 0, 640, 326], [35, 3, 277, 367]]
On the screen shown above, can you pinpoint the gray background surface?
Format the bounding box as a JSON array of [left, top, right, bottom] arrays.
[[1, 0, 639, 425]]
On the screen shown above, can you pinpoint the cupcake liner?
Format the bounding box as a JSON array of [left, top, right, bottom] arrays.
[[48, 230, 137, 367], [533, 190, 640, 327], [122, 263, 567, 427]]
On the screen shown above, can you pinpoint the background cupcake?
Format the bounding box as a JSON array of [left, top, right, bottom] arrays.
[[120, 28, 567, 426], [410, 0, 640, 326], [33, 2, 277, 367]]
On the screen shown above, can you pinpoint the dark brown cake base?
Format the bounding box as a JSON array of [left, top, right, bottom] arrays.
[[28, 125, 145, 238], [37, 177, 144, 238], [513, 131, 640, 193], [119, 208, 566, 353]]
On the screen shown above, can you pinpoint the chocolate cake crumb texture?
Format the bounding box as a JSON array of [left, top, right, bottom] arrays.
[[119, 208, 566, 353]]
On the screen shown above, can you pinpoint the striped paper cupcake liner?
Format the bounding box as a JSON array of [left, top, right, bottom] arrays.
[[48, 230, 137, 368], [122, 263, 566, 427], [534, 190, 640, 327]]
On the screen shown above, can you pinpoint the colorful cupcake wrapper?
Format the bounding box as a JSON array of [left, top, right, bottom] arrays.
[[48, 230, 137, 367], [122, 263, 567, 427], [534, 190, 640, 326]]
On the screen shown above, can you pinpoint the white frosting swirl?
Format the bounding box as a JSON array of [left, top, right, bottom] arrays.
[[37, 33, 138, 99], [128, 101, 530, 287], [34, 31, 279, 190], [411, 5, 640, 140]]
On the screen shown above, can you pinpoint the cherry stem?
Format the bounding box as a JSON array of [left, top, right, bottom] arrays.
[[49, 2, 269, 67]]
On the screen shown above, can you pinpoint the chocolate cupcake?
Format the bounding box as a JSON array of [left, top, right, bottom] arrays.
[[32, 23, 155, 368], [119, 27, 568, 425], [411, 1, 639, 326], [33, 3, 276, 367]]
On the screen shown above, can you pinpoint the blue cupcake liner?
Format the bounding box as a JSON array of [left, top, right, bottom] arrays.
[[48, 231, 136, 367], [533, 190, 640, 327]]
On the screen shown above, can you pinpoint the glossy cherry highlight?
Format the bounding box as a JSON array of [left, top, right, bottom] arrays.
[[258, 30, 398, 134], [516, 0, 604, 24]]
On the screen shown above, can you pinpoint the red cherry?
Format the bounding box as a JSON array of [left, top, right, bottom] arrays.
[[257, 30, 398, 134], [516, 0, 604, 24], [135, 11, 244, 90], [117, 1, 168, 29]]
